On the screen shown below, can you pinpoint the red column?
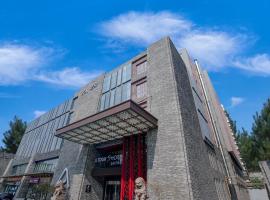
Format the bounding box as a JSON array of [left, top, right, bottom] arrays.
[[128, 136, 135, 200], [138, 133, 142, 177], [120, 137, 127, 200]]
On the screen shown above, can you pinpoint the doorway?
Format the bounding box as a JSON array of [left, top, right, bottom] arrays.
[[103, 177, 120, 200]]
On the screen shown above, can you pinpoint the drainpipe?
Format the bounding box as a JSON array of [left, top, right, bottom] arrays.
[[194, 59, 232, 185]]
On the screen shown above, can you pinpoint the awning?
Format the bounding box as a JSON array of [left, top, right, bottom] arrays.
[[55, 100, 158, 144]]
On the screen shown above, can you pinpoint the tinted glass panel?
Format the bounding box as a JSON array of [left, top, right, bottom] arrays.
[[117, 68, 122, 86], [103, 75, 111, 93], [104, 92, 110, 110], [122, 81, 131, 101], [100, 94, 106, 111], [110, 89, 116, 107], [122, 64, 131, 83], [111, 71, 117, 89], [115, 86, 122, 105]]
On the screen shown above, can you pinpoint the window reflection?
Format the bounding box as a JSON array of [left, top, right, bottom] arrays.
[[100, 64, 131, 111]]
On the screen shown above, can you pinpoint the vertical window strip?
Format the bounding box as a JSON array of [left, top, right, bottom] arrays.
[[103, 74, 111, 93], [36, 125, 45, 154], [117, 68, 122, 86], [104, 92, 111, 110], [136, 82, 147, 99], [136, 61, 147, 75], [122, 81, 131, 101], [111, 71, 117, 89], [115, 86, 122, 105], [53, 115, 65, 151], [110, 89, 116, 107], [100, 94, 106, 111], [100, 64, 131, 111], [47, 117, 60, 153], [38, 123, 49, 154]]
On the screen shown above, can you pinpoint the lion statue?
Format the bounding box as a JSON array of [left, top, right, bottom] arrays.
[[134, 177, 147, 200], [51, 180, 66, 200]]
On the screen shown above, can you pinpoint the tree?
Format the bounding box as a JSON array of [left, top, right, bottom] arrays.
[[251, 98, 270, 166], [235, 98, 270, 171], [1, 116, 27, 153], [236, 128, 254, 170], [225, 110, 237, 136]]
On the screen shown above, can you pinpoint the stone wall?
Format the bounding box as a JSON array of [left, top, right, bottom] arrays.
[[0, 152, 14, 176], [52, 75, 104, 200]]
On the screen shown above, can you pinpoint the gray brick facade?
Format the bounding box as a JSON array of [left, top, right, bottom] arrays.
[[0, 37, 249, 200]]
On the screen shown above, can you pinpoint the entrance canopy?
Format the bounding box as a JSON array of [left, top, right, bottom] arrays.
[[55, 100, 158, 144]]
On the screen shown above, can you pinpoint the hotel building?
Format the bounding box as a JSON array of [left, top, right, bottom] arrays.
[[0, 37, 249, 200]]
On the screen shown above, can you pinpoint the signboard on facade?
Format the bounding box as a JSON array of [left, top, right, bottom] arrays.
[[95, 152, 122, 168], [79, 82, 98, 96], [29, 177, 40, 184]]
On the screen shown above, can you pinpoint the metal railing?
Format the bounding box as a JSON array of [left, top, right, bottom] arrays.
[[33, 163, 55, 173]]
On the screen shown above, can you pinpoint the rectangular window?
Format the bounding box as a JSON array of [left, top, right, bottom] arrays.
[[122, 81, 131, 101], [110, 89, 116, 107], [100, 94, 106, 111], [100, 64, 132, 111], [198, 109, 212, 142], [103, 75, 111, 93], [34, 158, 59, 173], [136, 82, 147, 98], [136, 61, 147, 75], [122, 64, 131, 83], [117, 68, 122, 86], [115, 86, 122, 105], [192, 87, 203, 103], [111, 71, 117, 89], [104, 92, 110, 110], [12, 164, 27, 175]]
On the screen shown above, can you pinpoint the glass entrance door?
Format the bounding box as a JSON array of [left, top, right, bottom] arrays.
[[103, 179, 120, 200]]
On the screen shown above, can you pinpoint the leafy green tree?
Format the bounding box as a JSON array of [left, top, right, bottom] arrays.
[[225, 110, 237, 135], [236, 128, 254, 170], [251, 98, 270, 167], [235, 98, 270, 171], [1, 116, 27, 153]]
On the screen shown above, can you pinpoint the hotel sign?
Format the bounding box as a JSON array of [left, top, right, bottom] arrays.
[[95, 153, 122, 168], [79, 82, 98, 96]]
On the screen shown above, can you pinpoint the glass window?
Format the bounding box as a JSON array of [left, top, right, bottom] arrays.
[[122, 64, 131, 83], [115, 86, 122, 105], [136, 82, 147, 98], [103, 75, 111, 93], [34, 158, 58, 173], [100, 94, 106, 111], [104, 92, 110, 110], [111, 71, 117, 89], [137, 61, 147, 75], [110, 89, 116, 107], [12, 164, 27, 175], [198, 109, 212, 141], [122, 81, 131, 101], [100, 64, 132, 110], [117, 68, 122, 86]]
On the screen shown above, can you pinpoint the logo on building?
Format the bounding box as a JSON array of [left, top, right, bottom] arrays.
[[80, 82, 98, 96]]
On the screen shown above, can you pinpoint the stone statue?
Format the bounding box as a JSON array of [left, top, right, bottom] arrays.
[[134, 177, 147, 200], [51, 180, 66, 200]]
